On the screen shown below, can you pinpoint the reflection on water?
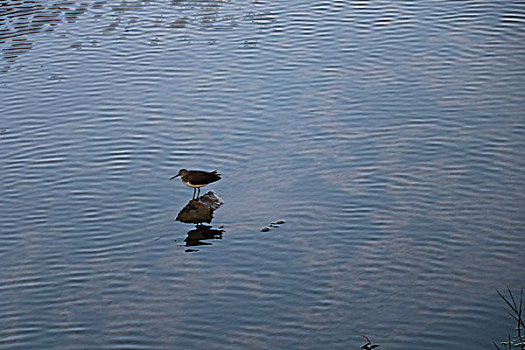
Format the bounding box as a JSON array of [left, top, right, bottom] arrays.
[[0, 0, 272, 70], [184, 224, 224, 248], [1, 1, 71, 68]]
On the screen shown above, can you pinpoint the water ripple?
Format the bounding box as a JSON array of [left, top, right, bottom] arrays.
[[1, 1, 525, 349]]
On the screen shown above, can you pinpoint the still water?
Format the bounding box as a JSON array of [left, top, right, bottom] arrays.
[[1, 1, 524, 349]]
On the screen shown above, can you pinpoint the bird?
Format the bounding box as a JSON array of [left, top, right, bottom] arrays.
[[170, 169, 221, 199]]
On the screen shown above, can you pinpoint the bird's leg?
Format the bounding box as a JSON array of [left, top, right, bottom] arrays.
[[197, 188, 201, 198], [192, 188, 196, 199]]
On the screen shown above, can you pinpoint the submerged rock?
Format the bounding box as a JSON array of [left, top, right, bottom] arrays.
[[261, 219, 285, 232]]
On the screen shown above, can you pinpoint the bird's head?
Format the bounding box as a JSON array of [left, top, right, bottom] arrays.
[[170, 169, 188, 180]]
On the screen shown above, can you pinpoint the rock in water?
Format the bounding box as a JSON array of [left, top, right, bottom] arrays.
[[176, 191, 223, 224]]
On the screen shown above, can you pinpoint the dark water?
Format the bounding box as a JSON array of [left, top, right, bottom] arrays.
[[1, 1, 524, 349]]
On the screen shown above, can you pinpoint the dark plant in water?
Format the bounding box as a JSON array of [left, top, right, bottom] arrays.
[[494, 287, 525, 350], [361, 335, 379, 350]]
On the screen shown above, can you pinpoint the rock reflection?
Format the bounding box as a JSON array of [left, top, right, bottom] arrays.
[[176, 191, 224, 251], [184, 224, 224, 247]]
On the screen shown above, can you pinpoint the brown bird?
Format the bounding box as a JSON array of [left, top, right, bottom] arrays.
[[170, 169, 221, 199]]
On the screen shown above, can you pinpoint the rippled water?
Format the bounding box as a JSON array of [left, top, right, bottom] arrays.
[[1, 1, 524, 349]]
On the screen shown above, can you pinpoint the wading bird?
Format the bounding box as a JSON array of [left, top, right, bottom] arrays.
[[170, 169, 221, 199]]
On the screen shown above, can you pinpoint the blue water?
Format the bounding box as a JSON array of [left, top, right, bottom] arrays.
[[1, 1, 524, 349]]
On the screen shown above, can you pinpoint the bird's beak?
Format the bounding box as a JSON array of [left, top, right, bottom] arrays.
[[170, 174, 179, 180]]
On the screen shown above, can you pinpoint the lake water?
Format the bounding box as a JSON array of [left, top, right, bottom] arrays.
[[1, 1, 524, 349]]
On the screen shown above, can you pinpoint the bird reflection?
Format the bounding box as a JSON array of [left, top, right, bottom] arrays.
[[175, 191, 224, 250]]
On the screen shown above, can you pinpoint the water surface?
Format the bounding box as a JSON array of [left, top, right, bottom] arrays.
[[1, 1, 524, 349]]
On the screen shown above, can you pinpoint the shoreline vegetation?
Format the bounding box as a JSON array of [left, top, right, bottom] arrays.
[[494, 287, 525, 350], [360, 335, 379, 349], [361, 287, 524, 350]]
